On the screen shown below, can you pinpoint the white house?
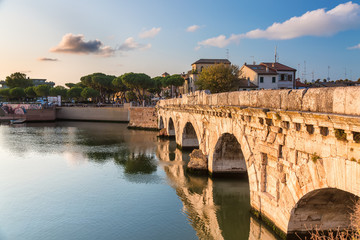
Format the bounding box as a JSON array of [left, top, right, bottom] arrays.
[[240, 62, 296, 89]]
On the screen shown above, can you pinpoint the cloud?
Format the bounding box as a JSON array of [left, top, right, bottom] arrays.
[[187, 25, 200, 32], [198, 1, 360, 48], [348, 43, 360, 49], [199, 34, 242, 48], [38, 57, 58, 61], [51, 33, 115, 56], [118, 37, 151, 51], [139, 27, 161, 39]]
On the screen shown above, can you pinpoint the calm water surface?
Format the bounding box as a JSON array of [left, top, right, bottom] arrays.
[[0, 122, 279, 240]]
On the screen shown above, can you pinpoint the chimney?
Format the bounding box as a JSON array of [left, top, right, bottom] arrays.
[[247, 79, 250, 87], [244, 62, 247, 65], [253, 61, 256, 65], [272, 63, 275, 68]]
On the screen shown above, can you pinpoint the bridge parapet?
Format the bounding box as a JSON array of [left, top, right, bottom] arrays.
[[157, 87, 360, 116]]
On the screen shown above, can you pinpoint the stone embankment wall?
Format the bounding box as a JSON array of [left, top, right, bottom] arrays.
[[128, 107, 158, 129], [0, 108, 56, 122], [26, 109, 56, 121], [56, 107, 129, 122], [157, 87, 360, 116]]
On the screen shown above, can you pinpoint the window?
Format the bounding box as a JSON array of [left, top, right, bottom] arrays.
[[260, 77, 264, 83], [272, 77, 276, 83]]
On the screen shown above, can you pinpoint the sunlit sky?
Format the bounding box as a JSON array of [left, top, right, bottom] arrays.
[[0, 0, 359, 86]]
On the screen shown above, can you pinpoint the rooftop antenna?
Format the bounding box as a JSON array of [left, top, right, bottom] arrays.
[[327, 66, 330, 81], [312, 71, 315, 82], [274, 46, 277, 63], [298, 64, 301, 80], [303, 61, 307, 82], [250, 56, 255, 64], [345, 67, 347, 79], [226, 49, 229, 60]]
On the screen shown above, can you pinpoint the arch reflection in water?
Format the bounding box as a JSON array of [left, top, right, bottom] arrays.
[[156, 139, 280, 240]]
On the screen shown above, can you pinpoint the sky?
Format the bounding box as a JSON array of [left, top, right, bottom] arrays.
[[0, 0, 359, 86]]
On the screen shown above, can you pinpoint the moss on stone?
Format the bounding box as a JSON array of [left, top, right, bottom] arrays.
[[250, 207, 287, 240]]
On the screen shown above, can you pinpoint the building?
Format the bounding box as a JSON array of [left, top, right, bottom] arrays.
[[31, 79, 55, 87], [188, 59, 231, 93], [240, 62, 296, 89]]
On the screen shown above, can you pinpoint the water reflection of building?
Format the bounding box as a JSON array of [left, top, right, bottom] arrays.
[[156, 139, 280, 240]]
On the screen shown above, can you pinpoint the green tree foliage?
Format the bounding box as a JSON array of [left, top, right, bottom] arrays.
[[67, 87, 83, 102], [9, 87, 26, 100], [24, 87, 37, 98], [80, 73, 116, 102], [0, 88, 10, 100], [81, 87, 100, 101], [5, 72, 33, 88], [162, 74, 184, 87], [148, 76, 163, 97], [196, 64, 240, 93], [125, 91, 137, 102], [65, 83, 76, 89], [121, 73, 153, 101], [112, 76, 129, 100], [34, 85, 51, 97], [49, 86, 67, 98]]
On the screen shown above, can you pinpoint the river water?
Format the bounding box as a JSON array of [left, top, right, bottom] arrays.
[[0, 122, 280, 240]]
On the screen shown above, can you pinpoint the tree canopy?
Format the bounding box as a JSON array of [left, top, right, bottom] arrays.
[[34, 85, 51, 97], [80, 73, 116, 101], [162, 74, 184, 87], [195, 64, 240, 93], [50, 86, 68, 98], [67, 87, 83, 101], [5, 72, 33, 89], [81, 87, 100, 101], [10, 87, 26, 100], [25, 87, 37, 98], [121, 72, 152, 101]]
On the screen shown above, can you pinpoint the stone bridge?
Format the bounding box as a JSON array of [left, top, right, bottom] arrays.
[[156, 87, 360, 237]]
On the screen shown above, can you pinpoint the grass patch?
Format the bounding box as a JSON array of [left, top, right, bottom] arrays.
[[312, 153, 320, 163]]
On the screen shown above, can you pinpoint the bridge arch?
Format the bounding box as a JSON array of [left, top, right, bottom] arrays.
[[168, 117, 175, 137], [287, 188, 359, 235], [211, 133, 247, 174], [159, 116, 164, 129], [181, 122, 200, 149]]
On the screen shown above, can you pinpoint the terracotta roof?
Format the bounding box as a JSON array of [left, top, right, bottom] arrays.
[[192, 59, 231, 65], [243, 64, 277, 75], [260, 62, 296, 71], [235, 79, 258, 88], [295, 80, 308, 88]]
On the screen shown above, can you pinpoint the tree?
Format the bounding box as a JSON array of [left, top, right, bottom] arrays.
[[5, 72, 33, 89], [161, 74, 184, 97], [50, 86, 67, 98], [0, 89, 10, 100], [357, 78, 360, 83], [148, 76, 163, 97], [81, 87, 100, 101], [10, 87, 26, 100], [34, 85, 51, 98], [67, 87, 83, 102], [195, 64, 240, 93], [125, 91, 137, 102], [112, 76, 129, 100], [80, 73, 116, 102], [121, 73, 153, 101], [65, 83, 76, 89], [25, 86, 37, 99]]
